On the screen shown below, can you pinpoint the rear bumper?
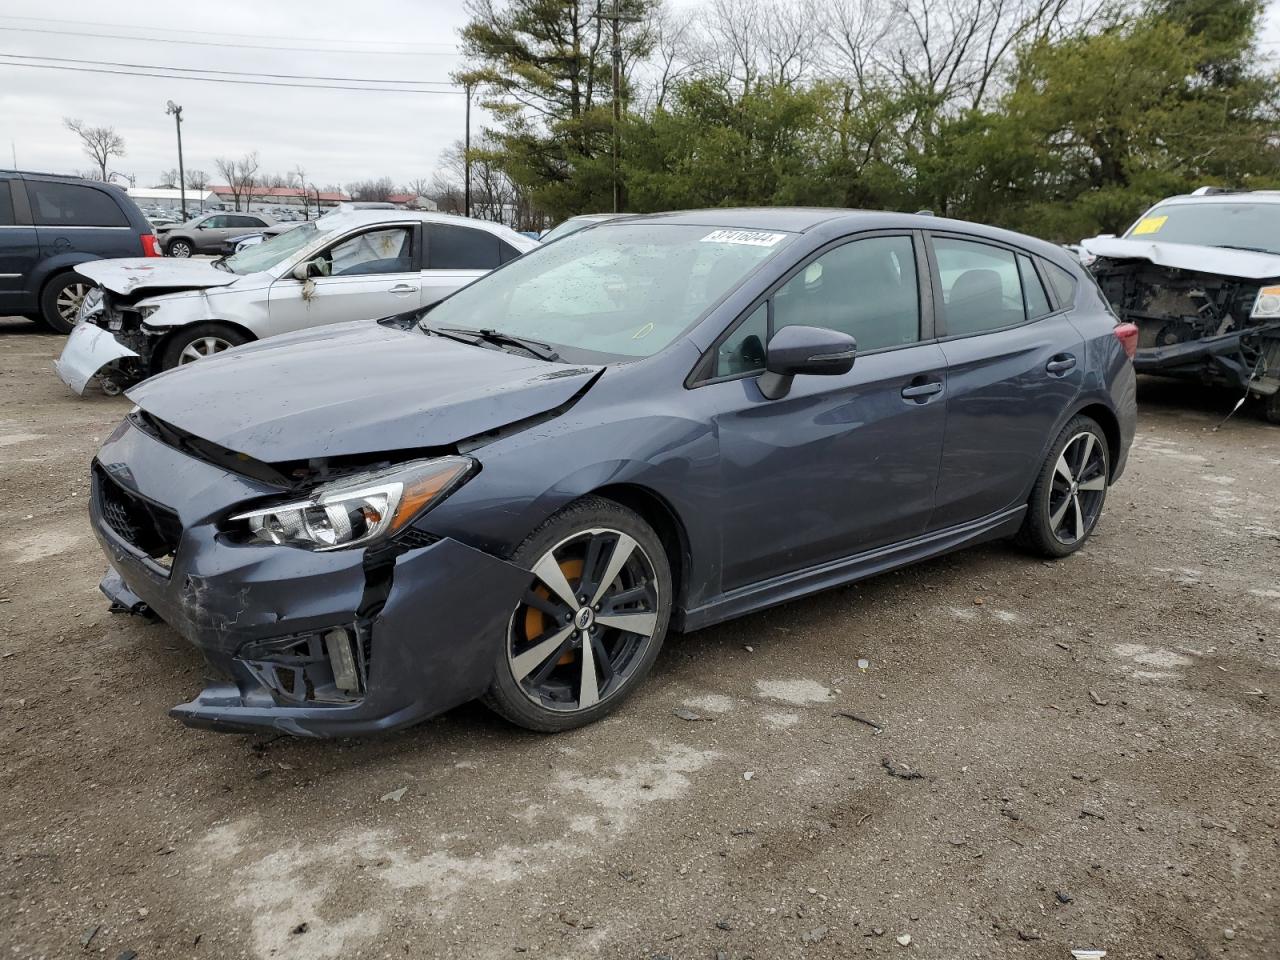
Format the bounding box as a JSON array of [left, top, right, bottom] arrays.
[[91, 420, 529, 737]]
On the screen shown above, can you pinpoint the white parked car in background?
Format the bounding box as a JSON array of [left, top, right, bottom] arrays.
[[54, 211, 539, 395]]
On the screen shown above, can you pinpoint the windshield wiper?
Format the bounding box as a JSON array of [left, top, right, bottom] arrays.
[[1212, 244, 1275, 254], [433, 326, 560, 362], [211, 256, 232, 273]]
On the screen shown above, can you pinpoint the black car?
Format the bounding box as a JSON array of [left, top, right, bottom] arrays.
[[91, 208, 1137, 737], [155, 212, 274, 258], [0, 170, 160, 333]]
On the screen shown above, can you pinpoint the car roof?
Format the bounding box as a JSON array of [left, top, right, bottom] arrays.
[[611, 207, 1074, 266], [309, 210, 541, 249], [1152, 190, 1280, 206]]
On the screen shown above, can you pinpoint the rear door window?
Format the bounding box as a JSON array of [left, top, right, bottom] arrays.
[[28, 181, 128, 227], [932, 237, 1026, 336], [428, 223, 501, 269]]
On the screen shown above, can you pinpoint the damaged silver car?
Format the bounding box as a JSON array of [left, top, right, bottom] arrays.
[[1082, 188, 1280, 423], [53, 210, 538, 395]]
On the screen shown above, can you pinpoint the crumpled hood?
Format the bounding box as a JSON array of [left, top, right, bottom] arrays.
[[78, 258, 241, 296], [127, 321, 602, 462], [1081, 236, 1280, 280]]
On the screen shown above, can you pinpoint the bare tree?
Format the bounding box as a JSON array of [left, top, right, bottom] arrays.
[[237, 152, 260, 209], [184, 168, 210, 192], [155, 168, 180, 189], [346, 177, 396, 201], [292, 165, 311, 218], [214, 152, 260, 210], [63, 118, 125, 181], [404, 177, 432, 201]]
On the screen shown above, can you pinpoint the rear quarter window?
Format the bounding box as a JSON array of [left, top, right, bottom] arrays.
[[28, 180, 128, 227], [0, 181, 14, 225], [1043, 261, 1078, 309]]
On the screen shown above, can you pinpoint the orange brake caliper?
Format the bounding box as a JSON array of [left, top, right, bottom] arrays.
[[525, 558, 583, 666]]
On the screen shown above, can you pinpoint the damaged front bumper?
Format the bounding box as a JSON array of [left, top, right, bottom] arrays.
[[54, 321, 140, 396], [1133, 320, 1280, 397], [91, 416, 529, 737]]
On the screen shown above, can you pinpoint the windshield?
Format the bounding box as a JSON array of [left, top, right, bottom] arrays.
[[1125, 202, 1280, 255], [223, 223, 319, 274], [420, 223, 794, 361]]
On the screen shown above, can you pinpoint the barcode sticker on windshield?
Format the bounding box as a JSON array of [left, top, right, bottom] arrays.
[[700, 229, 787, 247]]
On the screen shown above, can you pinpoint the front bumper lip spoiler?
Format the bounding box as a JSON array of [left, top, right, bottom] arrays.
[[54, 322, 139, 396]]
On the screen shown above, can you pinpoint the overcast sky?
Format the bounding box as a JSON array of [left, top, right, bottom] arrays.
[[2, 1, 1279, 191]]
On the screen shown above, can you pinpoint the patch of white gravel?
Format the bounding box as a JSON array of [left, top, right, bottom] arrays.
[[754, 679, 833, 706]]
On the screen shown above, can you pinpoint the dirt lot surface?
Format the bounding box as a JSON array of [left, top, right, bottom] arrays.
[[1, 318, 1277, 960]]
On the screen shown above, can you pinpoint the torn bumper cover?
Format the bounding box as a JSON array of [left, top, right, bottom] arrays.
[[91, 416, 529, 737], [54, 321, 140, 395], [1133, 320, 1280, 392]]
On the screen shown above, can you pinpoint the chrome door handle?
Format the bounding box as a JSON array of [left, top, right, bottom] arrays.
[[1046, 354, 1077, 375], [389, 284, 418, 295]]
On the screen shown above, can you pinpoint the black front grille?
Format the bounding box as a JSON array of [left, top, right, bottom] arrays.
[[93, 463, 183, 562]]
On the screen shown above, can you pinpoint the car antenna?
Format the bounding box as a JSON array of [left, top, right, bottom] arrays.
[[915, 209, 935, 216]]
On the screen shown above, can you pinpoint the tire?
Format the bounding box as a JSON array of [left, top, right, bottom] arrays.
[[158, 322, 250, 371], [483, 496, 673, 732], [39, 272, 92, 334], [1264, 390, 1280, 426], [1017, 415, 1110, 559], [166, 238, 193, 258]]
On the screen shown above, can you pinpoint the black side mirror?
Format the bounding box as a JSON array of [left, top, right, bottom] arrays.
[[758, 324, 856, 400]]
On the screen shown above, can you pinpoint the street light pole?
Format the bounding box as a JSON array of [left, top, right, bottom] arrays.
[[464, 82, 472, 218], [165, 100, 186, 219]]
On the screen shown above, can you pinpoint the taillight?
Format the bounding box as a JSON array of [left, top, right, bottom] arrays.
[[141, 233, 161, 257], [1113, 322, 1139, 360]]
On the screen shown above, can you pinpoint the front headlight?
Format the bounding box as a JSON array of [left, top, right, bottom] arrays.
[[1251, 286, 1280, 319], [78, 287, 104, 323], [231, 456, 473, 551]]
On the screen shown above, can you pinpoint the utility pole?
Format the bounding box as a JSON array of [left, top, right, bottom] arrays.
[[464, 82, 472, 218], [165, 101, 186, 219], [593, 1, 640, 213]]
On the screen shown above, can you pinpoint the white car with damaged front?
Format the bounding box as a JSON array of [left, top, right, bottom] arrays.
[[54, 210, 539, 396]]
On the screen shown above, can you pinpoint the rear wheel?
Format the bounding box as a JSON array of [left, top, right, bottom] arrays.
[[1017, 415, 1109, 559], [39, 272, 91, 334], [484, 497, 671, 732], [166, 238, 193, 258], [158, 322, 249, 371]]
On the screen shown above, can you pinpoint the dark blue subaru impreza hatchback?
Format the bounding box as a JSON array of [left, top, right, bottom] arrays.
[[89, 209, 1137, 736]]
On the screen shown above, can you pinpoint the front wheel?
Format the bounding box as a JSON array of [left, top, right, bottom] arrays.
[[1264, 389, 1280, 425], [158, 322, 249, 371], [484, 497, 672, 732], [1017, 415, 1110, 559], [166, 238, 193, 258]]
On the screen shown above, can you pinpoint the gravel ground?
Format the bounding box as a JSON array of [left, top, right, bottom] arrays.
[[1, 318, 1277, 960]]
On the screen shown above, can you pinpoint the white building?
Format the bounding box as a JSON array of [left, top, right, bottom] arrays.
[[126, 187, 219, 214]]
